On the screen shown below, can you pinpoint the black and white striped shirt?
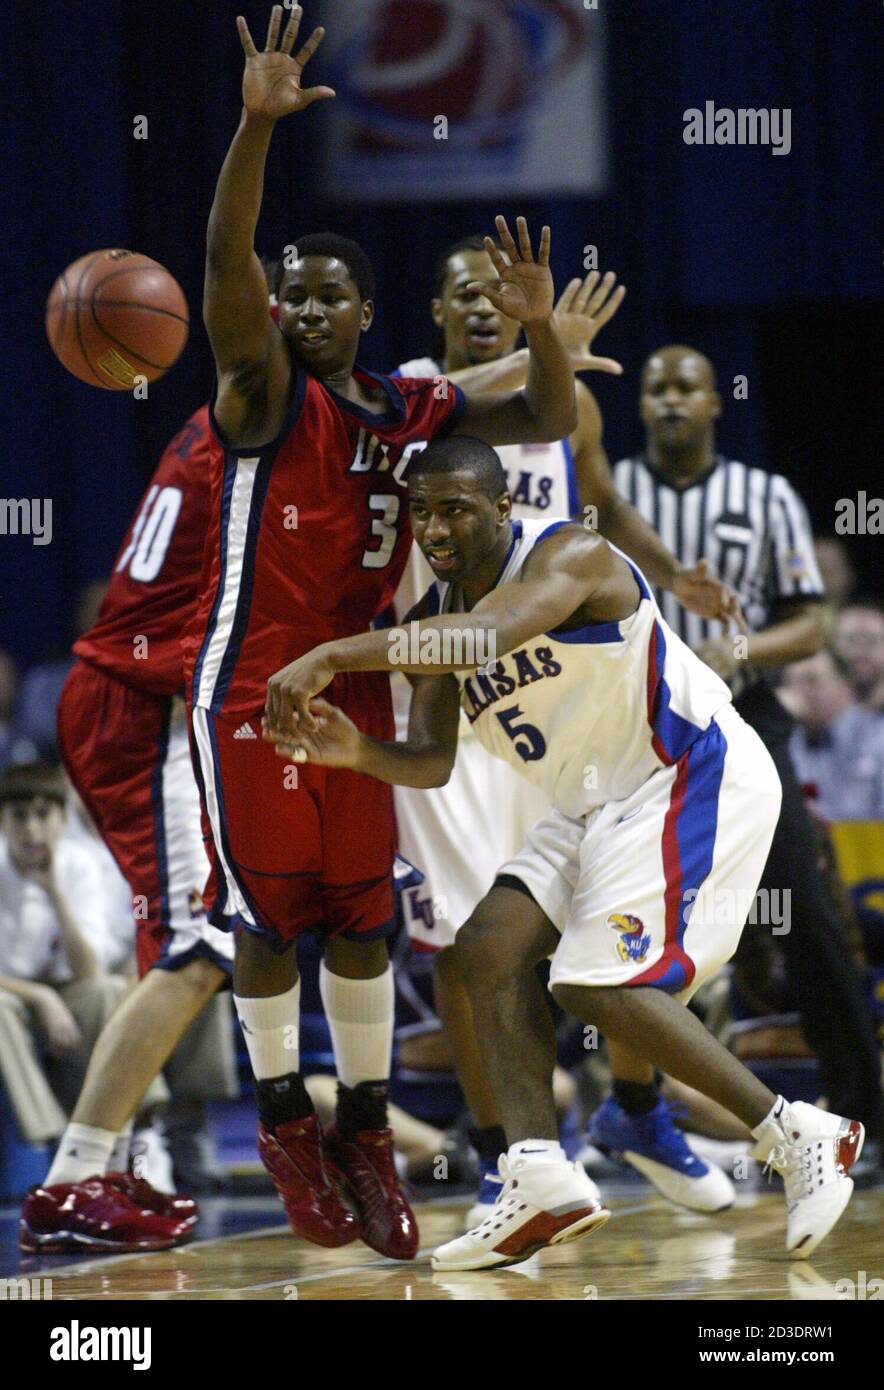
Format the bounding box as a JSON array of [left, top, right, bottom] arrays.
[[612, 454, 825, 649]]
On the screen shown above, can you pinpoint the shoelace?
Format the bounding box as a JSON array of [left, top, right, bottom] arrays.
[[469, 1156, 522, 1234], [468, 1156, 591, 1236], [762, 1142, 815, 1203]]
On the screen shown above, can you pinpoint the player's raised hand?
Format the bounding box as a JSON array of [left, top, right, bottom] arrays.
[[555, 270, 626, 375], [263, 699, 363, 769], [674, 559, 747, 630], [467, 216, 555, 326], [237, 5, 335, 122]]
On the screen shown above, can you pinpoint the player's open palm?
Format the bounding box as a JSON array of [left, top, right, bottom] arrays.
[[264, 700, 362, 769], [468, 216, 555, 325], [555, 270, 626, 375], [238, 5, 335, 122]]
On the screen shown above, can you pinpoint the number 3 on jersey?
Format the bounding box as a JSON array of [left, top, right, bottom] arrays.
[[362, 493, 400, 569]]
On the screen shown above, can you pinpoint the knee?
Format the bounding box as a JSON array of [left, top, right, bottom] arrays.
[[455, 910, 512, 989], [172, 956, 226, 1004], [324, 935, 389, 980], [550, 982, 616, 1025]]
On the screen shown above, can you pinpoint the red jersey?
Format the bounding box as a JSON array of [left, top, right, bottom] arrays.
[[75, 406, 216, 695], [184, 366, 464, 718]]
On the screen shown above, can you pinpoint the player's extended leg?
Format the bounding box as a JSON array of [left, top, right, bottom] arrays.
[[20, 959, 221, 1254], [320, 935, 418, 1260], [432, 886, 610, 1271], [553, 981, 864, 1258], [65, 958, 223, 1137], [589, 1036, 736, 1212], [233, 927, 360, 1249], [433, 944, 509, 1221]]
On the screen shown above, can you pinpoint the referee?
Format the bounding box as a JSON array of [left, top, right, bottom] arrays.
[[612, 344, 882, 1154]]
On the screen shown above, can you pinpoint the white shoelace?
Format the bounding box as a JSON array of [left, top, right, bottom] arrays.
[[468, 1156, 526, 1236], [763, 1141, 817, 1204]]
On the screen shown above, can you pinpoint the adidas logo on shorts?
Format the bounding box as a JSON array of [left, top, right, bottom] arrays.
[[233, 722, 257, 740]]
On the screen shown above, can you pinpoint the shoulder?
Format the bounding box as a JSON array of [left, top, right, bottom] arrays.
[[524, 520, 609, 576], [767, 470, 809, 506]]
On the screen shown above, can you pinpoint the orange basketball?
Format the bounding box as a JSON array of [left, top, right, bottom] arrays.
[[45, 249, 189, 390]]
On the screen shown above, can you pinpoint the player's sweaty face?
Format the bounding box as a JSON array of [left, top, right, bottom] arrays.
[[640, 351, 720, 449], [1, 798, 65, 870], [434, 251, 521, 369], [409, 474, 503, 582], [278, 258, 369, 376]]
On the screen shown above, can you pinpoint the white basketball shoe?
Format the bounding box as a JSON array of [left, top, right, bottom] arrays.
[[433, 1143, 610, 1271], [750, 1098, 864, 1259]]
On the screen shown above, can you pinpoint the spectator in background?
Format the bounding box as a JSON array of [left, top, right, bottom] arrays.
[[813, 535, 858, 611], [834, 601, 884, 713], [13, 581, 107, 759], [780, 649, 884, 820], [0, 763, 162, 1144], [0, 651, 38, 771]]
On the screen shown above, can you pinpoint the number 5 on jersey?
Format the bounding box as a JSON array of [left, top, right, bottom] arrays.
[[496, 705, 547, 762]]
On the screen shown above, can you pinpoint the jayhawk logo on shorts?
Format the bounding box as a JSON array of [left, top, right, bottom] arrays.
[[606, 913, 652, 964]]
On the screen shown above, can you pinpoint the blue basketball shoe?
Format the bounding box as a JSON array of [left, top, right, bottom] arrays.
[[588, 1096, 734, 1212], [465, 1155, 505, 1229]]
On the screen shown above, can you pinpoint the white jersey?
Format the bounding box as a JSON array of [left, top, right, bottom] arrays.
[[391, 356, 578, 735], [429, 518, 733, 819]]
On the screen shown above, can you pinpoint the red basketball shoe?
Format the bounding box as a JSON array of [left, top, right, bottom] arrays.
[[257, 1115, 360, 1247], [19, 1178, 194, 1254], [325, 1125, 419, 1261], [105, 1170, 199, 1228]]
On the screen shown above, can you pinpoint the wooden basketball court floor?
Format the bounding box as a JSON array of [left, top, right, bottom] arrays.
[[8, 1182, 884, 1301]]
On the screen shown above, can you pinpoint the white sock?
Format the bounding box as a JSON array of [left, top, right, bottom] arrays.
[[46, 1123, 118, 1186], [751, 1095, 786, 1140], [508, 1138, 566, 1165], [319, 963, 393, 1089], [108, 1119, 134, 1173], [234, 981, 301, 1080]]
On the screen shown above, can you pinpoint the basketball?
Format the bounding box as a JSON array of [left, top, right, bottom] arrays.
[[45, 249, 189, 390]]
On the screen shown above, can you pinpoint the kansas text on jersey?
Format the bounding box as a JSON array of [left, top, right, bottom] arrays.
[[426, 518, 733, 819]]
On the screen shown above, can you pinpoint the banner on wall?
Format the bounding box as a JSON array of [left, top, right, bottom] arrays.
[[318, 0, 608, 202]]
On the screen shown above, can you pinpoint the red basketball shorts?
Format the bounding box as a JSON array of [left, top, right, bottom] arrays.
[[57, 660, 233, 977], [188, 671, 396, 950]]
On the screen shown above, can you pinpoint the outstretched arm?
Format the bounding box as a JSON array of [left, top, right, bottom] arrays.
[[443, 270, 626, 393], [266, 674, 462, 788], [264, 529, 625, 734], [453, 217, 576, 446], [570, 384, 744, 627], [205, 6, 334, 446]]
